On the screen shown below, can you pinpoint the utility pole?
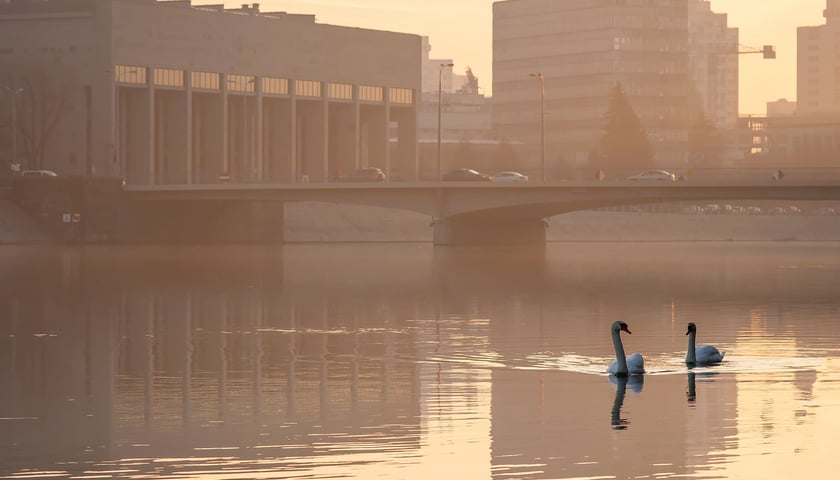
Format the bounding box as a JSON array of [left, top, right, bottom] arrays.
[[437, 62, 454, 180]]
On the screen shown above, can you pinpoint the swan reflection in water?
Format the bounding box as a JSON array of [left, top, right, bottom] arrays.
[[609, 374, 644, 430], [686, 370, 720, 405], [687, 371, 696, 403]]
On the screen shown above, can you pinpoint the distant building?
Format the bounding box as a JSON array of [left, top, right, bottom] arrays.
[[767, 99, 797, 117], [764, 114, 840, 164], [797, 0, 840, 114], [418, 38, 504, 178], [759, 0, 840, 164], [0, 0, 420, 184], [421, 37, 456, 94], [688, 0, 739, 130]]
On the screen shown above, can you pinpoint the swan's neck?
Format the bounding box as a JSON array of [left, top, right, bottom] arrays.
[[686, 331, 697, 364], [612, 329, 628, 375]]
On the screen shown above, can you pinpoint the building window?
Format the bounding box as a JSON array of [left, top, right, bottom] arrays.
[[228, 74, 256, 92], [115, 65, 147, 85], [191, 71, 220, 90], [359, 85, 383, 102], [296, 80, 321, 98], [328, 82, 353, 100], [153, 68, 184, 88], [262, 77, 289, 95], [389, 87, 413, 105]]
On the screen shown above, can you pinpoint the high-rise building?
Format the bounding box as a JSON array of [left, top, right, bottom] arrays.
[[493, 0, 692, 173], [688, 0, 738, 129], [797, 0, 840, 114]]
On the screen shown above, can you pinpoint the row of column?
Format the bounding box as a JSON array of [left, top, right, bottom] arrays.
[[116, 74, 417, 186]]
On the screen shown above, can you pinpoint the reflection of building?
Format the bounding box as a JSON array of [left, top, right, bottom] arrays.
[[493, 0, 692, 169], [0, 250, 424, 476], [0, 0, 419, 183]]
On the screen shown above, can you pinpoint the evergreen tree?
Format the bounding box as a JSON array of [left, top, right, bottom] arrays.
[[599, 83, 652, 168]]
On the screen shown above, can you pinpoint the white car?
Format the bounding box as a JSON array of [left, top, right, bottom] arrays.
[[627, 169, 676, 181], [20, 169, 58, 177], [491, 171, 529, 183]]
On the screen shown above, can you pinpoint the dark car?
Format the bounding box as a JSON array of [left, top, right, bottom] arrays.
[[340, 167, 386, 182], [441, 168, 491, 182]]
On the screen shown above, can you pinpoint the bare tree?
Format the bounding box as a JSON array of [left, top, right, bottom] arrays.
[[15, 66, 74, 170]]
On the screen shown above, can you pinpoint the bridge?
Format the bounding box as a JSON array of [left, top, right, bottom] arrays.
[[122, 178, 840, 245]]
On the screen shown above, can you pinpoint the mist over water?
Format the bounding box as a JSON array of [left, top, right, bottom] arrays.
[[1, 242, 839, 479]]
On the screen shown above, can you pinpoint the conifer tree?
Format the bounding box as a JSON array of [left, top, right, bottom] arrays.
[[599, 83, 652, 168]]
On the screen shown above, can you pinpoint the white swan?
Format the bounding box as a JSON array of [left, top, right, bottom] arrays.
[[685, 322, 725, 365], [607, 321, 645, 375]]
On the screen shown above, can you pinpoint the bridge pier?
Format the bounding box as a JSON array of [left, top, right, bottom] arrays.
[[432, 218, 547, 246], [121, 200, 284, 244]]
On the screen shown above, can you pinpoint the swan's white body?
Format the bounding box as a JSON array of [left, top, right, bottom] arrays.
[[607, 321, 645, 375], [686, 323, 725, 365]]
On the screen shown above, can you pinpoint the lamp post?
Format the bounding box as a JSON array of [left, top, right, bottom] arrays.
[[4, 85, 23, 172], [529, 73, 545, 182], [437, 62, 454, 180]]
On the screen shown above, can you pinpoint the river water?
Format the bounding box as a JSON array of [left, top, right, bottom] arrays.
[[1, 242, 839, 479]]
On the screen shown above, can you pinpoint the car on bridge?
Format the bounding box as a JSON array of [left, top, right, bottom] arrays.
[[340, 167, 386, 183], [627, 169, 676, 181], [19, 170, 58, 177], [491, 171, 529, 183], [442, 168, 491, 182]]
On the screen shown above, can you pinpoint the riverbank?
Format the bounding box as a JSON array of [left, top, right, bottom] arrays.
[[2, 199, 840, 244], [283, 202, 840, 243]]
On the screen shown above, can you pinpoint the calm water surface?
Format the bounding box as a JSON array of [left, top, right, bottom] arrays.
[[1, 242, 839, 479]]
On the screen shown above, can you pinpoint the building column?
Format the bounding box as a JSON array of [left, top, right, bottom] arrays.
[[353, 85, 361, 168], [321, 81, 330, 182], [221, 74, 229, 177], [255, 77, 264, 182], [384, 88, 391, 179], [432, 217, 548, 246], [146, 71, 156, 184], [290, 82, 298, 183], [185, 70, 193, 184]]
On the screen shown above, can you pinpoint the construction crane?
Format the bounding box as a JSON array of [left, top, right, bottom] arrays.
[[738, 44, 776, 58]]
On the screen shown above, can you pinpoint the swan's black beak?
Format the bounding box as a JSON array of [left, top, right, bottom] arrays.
[[685, 328, 690, 335], [621, 325, 632, 334]]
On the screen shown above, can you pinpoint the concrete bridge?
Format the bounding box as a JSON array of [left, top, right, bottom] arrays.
[[122, 179, 840, 245]]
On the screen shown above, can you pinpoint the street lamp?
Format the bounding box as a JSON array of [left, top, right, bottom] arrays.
[[4, 85, 24, 172], [437, 62, 454, 180], [529, 73, 545, 182]]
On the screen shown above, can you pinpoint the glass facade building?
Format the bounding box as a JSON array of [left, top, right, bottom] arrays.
[[493, 0, 692, 171]]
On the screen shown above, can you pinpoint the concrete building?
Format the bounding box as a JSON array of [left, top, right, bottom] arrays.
[[797, 0, 840, 115], [492, 0, 692, 175], [0, 0, 421, 185], [688, 0, 738, 130]]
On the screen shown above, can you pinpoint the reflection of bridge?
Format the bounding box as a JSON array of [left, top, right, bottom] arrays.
[[125, 179, 840, 245]]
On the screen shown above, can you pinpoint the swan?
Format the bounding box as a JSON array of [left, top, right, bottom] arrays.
[[685, 322, 725, 365], [607, 321, 645, 376]]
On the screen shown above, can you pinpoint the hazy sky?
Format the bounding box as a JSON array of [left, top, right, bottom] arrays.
[[198, 0, 828, 115]]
